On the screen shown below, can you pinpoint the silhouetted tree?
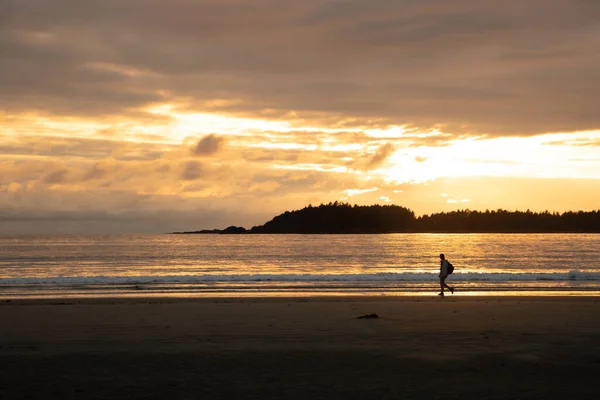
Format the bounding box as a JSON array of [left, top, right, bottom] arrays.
[[250, 203, 416, 233], [416, 209, 600, 233], [182, 204, 600, 234]]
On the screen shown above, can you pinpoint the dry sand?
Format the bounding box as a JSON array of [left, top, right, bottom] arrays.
[[1, 296, 599, 399]]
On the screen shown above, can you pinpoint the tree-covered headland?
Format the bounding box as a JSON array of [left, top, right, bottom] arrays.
[[173, 202, 600, 234]]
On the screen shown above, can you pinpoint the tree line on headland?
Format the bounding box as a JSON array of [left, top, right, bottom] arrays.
[[173, 202, 600, 234]]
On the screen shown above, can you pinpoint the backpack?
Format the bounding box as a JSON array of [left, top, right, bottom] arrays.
[[447, 261, 454, 275]]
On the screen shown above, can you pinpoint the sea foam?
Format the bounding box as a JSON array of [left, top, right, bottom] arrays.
[[1, 270, 599, 285]]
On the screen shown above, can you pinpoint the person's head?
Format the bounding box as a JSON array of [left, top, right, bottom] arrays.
[[440, 253, 445, 260]]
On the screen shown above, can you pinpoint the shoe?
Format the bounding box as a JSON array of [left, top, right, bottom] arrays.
[[438, 292, 444, 297], [450, 287, 455, 295]]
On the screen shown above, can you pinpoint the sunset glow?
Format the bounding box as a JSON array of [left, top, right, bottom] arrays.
[[2, 0, 600, 233]]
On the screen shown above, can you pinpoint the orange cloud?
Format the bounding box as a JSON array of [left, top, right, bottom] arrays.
[[191, 134, 226, 156]]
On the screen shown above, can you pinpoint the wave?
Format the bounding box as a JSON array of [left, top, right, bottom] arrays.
[[1, 270, 599, 285]]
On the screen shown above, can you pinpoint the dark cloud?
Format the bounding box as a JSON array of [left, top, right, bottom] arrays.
[[0, 134, 173, 160], [81, 164, 106, 181], [180, 160, 203, 180], [42, 169, 68, 184], [1, 1, 599, 134], [365, 143, 395, 170], [192, 134, 225, 156]]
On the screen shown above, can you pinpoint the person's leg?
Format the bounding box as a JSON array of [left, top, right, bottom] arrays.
[[443, 281, 454, 294], [439, 277, 445, 296]]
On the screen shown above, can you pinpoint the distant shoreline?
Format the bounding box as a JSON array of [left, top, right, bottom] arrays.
[[172, 203, 600, 234], [171, 230, 600, 234]]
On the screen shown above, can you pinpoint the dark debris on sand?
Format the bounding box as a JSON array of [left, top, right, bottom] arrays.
[[356, 313, 379, 319]]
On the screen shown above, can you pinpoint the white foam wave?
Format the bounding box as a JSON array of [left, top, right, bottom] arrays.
[[1, 270, 599, 285]]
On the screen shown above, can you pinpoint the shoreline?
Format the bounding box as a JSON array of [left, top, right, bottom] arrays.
[[2, 272, 599, 301], [2, 292, 599, 305], [2, 290, 600, 302]]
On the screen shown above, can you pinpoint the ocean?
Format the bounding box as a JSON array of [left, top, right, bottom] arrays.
[[1, 233, 599, 298]]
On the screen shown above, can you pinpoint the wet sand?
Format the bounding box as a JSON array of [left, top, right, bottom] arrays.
[[1, 296, 599, 399]]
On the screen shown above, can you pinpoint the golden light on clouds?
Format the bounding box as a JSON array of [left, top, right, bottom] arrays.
[[84, 62, 157, 78], [2, 0, 600, 233], [381, 131, 600, 184]]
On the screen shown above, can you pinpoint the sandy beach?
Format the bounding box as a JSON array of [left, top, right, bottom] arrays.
[[1, 296, 599, 399]]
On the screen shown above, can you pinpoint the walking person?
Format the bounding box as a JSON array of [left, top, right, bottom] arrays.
[[438, 253, 454, 297]]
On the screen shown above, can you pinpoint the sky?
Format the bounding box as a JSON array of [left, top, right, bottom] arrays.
[[1, 0, 600, 234]]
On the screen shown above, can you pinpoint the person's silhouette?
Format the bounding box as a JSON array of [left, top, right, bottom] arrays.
[[438, 253, 454, 297]]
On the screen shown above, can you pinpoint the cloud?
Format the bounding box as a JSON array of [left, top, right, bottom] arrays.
[[1, 0, 599, 134], [42, 169, 68, 184], [0, 133, 173, 160], [191, 134, 225, 156], [365, 143, 395, 170], [545, 138, 600, 147], [180, 160, 204, 180], [82, 164, 107, 181], [2, 151, 600, 234], [1, 1, 600, 234]]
